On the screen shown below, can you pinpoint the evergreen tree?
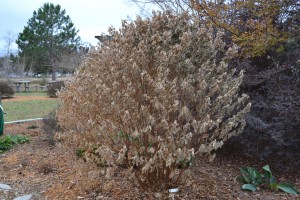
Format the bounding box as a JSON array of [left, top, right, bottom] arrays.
[[16, 3, 81, 80]]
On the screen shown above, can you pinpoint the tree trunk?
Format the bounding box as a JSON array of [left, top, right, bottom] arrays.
[[51, 58, 57, 81]]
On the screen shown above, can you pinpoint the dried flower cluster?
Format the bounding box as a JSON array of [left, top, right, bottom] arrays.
[[57, 11, 250, 192]]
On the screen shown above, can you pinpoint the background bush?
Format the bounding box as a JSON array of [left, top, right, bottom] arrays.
[[57, 11, 250, 192], [225, 53, 300, 169], [0, 82, 14, 98], [47, 81, 65, 98]]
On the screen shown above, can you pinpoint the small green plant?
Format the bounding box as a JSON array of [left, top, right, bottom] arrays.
[[27, 124, 39, 129], [0, 134, 30, 153], [238, 165, 299, 195], [76, 148, 86, 158]]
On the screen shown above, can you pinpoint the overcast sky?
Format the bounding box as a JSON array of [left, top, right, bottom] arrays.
[[0, 0, 142, 56]]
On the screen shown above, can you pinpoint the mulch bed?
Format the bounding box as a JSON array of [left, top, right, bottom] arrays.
[[0, 122, 299, 199]]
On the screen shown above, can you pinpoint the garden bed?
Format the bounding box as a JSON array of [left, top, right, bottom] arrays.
[[0, 122, 298, 199]]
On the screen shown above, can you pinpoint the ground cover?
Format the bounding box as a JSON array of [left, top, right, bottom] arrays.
[[0, 134, 29, 153]]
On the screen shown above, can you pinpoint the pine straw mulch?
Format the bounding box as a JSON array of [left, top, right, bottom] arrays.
[[0, 122, 299, 200]]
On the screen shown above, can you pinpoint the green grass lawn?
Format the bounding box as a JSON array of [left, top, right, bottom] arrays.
[[15, 91, 49, 96], [2, 97, 60, 122]]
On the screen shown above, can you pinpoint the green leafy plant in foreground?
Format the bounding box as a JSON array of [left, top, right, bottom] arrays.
[[0, 135, 30, 153], [238, 165, 299, 195]]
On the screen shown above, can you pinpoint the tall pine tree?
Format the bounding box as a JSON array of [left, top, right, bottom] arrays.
[[16, 3, 81, 80]]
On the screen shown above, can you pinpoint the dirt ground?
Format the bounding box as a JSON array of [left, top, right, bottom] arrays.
[[0, 97, 299, 199]]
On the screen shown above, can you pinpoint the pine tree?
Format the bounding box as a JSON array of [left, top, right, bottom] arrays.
[[16, 3, 81, 80]]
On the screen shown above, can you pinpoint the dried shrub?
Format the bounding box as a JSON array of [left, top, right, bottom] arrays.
[[0, 82, 14, 98], [43, 108, 61, 145], [57, 11, 250, 192], [47, 81, 65, 98]]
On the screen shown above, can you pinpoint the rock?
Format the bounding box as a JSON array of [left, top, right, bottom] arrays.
[[0, 183, 12, 190], [13, 194, 33, 200]]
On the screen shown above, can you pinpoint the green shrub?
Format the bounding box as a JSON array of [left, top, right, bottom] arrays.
[[57, 11, 250, 193], [0, 82, 14, 98], [47, 81, 65, 98]]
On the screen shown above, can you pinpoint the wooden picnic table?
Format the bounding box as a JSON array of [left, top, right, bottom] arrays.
[[47, 80, 58, 85], [14, 80, 31, 92]]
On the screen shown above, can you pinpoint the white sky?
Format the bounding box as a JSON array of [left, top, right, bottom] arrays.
[[0, 0, 142, 56]]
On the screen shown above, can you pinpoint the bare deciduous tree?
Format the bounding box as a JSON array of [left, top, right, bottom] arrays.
[[126, 0, 194, 16], [2, 30, 16, 74]]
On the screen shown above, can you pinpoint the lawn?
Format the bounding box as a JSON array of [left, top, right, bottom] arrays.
[[2, 92, 60, 122], [14, 91, 49, 96]]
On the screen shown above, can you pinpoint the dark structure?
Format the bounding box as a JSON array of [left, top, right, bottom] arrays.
[[95, 35, 113, 43]]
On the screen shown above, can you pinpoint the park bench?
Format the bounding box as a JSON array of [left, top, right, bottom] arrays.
[[39, 86, 47, 90], [28, 85, 47, 92]]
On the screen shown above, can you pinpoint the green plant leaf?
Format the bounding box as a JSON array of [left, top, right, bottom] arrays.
[[240, 167, 250, 175], [262, 165, 272, 174], [262, 165, 276, 184], [237, 176, 245, 183], [270, 175, 276, 184], [277, 183, 299, 195], [239, 167, 252, 183], [263, 171, 276, 184], [252, 169, 262, 185], [242, 184, 257, 192], [239, 167, 262, 185]]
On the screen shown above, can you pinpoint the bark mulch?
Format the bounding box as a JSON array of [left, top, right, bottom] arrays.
[[0, 122, 299, 199]]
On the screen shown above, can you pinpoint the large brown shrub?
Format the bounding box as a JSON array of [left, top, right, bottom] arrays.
[[57, 11, 250, 192]]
